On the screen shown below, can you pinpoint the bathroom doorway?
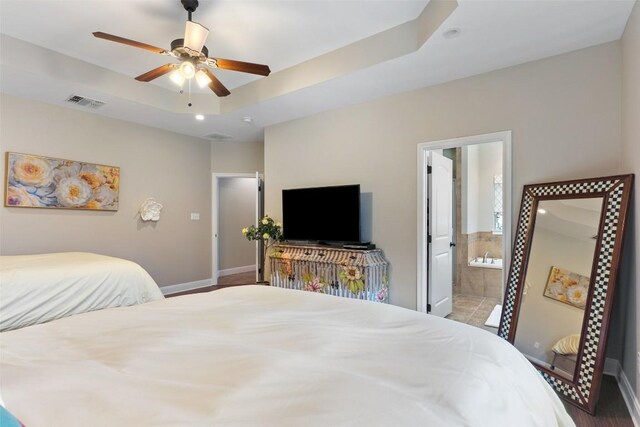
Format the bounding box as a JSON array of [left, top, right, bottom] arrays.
[[417, 132, 512, 332]]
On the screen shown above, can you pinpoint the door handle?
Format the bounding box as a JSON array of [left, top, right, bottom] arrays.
[[450, 242, 456, 248]]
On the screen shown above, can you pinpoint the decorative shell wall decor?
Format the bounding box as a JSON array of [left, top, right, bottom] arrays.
[[139, 198, 163, 222], [5, 152, 119, 211]]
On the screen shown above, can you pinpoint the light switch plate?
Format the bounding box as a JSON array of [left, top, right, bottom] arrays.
[[190, 213, 200, 220]]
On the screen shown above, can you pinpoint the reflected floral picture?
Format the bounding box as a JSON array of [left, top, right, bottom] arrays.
[[543, 266, 589, 309], [5, 152, 119, 211]]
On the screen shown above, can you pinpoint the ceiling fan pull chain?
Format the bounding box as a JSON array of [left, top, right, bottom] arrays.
[[188, 79, 192, 107]]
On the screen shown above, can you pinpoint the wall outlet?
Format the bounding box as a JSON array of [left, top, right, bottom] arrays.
[[534, 342, 540, 349], [190, 213, 200, 220]]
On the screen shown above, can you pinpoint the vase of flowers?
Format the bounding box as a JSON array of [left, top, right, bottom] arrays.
[[242, 215, 283, 282]]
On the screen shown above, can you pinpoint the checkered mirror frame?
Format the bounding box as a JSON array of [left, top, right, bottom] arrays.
[[498, 175, 633, 414]]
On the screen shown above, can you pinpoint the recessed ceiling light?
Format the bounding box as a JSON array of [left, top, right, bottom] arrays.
[[537, 208, 547, 214], [195, 114, 205, 121], [443, 28, 461, 39], [241, 116, 253, 124]]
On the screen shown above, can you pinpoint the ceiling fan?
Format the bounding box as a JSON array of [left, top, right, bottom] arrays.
[[93, 0, 270, 98]]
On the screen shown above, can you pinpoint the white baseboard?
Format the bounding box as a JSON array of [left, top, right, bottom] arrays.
[[218, 264, 256, 278], [605, 358, 640, 426], [160, 278, 213, 296], [619, 366, 640, 427]]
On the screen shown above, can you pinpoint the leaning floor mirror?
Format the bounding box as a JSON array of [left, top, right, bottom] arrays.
[[498, 174, 633, 414]]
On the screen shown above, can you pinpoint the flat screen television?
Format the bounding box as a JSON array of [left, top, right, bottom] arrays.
[[282, 184, 360, 243]]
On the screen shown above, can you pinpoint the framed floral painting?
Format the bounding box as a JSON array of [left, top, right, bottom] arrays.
[[4, 152, 119, 211], [542, 266, 589, 309]]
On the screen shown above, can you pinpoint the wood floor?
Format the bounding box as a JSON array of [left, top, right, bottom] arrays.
[[167, 271, 260, 297], [169, 275, 634, 426], [563, 375, 634, 426]]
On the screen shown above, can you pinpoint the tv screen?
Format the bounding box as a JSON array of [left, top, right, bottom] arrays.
[[282, 184, 361, 243]]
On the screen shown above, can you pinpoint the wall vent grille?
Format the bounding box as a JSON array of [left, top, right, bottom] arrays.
[[65, 95, 106, 109], [204, 132, 233, 141]]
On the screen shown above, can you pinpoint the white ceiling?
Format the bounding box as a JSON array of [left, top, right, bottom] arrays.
[[537, 198, 603, 241], [0, 0, 635, 143]]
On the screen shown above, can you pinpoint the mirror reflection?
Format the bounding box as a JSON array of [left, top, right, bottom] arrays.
[[514, 197, 603, 380]]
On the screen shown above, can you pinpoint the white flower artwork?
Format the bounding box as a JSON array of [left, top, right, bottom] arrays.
[[5, 152, 120, 210], [139, 198, 163, 222], [542, 266, 589, 309]]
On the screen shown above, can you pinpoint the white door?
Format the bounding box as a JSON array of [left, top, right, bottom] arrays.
[[428, 151, 453, 317], [255, 172, 264, 282]]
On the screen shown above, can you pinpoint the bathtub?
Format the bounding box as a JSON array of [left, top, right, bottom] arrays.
[[469, 257, 503, 269]]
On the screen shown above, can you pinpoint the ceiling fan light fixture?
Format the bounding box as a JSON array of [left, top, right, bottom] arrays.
[[170, 69, 186, 86], [195, 69, 212, 88], [184, 20, 209, 53], [92, 0, 269, 99], [179, 61, 197, 79]]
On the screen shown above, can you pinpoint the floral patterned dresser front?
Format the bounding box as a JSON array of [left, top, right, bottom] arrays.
[[269, 244, 389, 303]]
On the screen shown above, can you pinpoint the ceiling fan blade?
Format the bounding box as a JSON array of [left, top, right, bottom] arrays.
[[135, 64, 175, 82], [212, 58, 271, 76], [201, 68, 230, 97], [93, 32, 166, 54]]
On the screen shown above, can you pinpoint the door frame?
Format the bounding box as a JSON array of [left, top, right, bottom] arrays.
[[211, 172, 261, 285], [416, 131, 512, 314]]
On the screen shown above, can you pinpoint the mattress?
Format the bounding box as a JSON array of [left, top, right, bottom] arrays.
[[0, 285, 574, 426], [0, 252, 164, 331]]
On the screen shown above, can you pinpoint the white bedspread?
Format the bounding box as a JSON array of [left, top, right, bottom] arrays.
[[0, 252, 164, 331], [0, 286, 574, 427]]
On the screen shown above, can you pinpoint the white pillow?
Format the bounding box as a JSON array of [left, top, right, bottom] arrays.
[[552, 334, 581, 355]]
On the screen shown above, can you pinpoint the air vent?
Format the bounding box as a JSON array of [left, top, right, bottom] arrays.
[[65, 95, 106, 109], [204, 132, 233, 141]]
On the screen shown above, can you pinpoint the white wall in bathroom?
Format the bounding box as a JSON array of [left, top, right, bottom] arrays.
[[461, 145, 475, 234], [462, 141, 502, 234], [477, 142, 503, 232]]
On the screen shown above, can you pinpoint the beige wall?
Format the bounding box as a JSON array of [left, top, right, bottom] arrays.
[[0, 94, 212, 288], [617, 1, 640, 395], [211, 141, 263, 174], [219, 177, 257, 271], [265, 41, 622, 310]]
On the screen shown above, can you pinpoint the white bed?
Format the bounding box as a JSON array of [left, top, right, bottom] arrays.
[[0, 252, 164, 331], [0, 285, 574, 426]]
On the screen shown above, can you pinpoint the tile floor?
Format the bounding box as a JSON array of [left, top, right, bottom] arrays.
[[446, 294, 501, 334]]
